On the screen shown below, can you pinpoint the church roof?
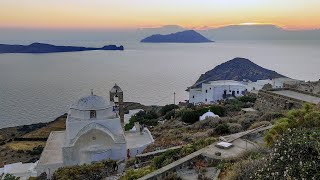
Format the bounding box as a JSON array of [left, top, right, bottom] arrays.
[[71, 94, 112, 111], [110, 83, 123, 93]]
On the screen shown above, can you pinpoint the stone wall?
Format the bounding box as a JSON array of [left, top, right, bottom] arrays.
[[139, 155, 219, 180], [254, 89, 304, 112], [284, 80, 320, 95]]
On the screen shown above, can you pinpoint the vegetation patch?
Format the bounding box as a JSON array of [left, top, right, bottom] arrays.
[[121, 166, 154, 180], [7, 141, 45, 151], [124, 110, 159, 131], [52, 160, 116, 180]]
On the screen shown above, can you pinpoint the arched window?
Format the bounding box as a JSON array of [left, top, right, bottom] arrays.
[[90, 110, 96, 119]]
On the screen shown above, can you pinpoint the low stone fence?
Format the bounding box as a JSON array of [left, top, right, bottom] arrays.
[[254, 89, 304, 111]]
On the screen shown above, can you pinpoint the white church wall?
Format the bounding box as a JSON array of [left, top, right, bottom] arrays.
[[189, 88, 203, 104]]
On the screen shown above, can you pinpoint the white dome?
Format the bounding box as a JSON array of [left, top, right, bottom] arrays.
[[199, 111, 219, 121], [71, 94, 113, 111]]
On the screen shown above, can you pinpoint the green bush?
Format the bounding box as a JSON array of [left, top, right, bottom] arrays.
[[238, 96, 257, 103], [181, 110, 199, 124], [256, 128, 320, 179], [27, 145, 44, 155], [52, 160, 115, 180], [160, 104, 179, 116], [125, 110, 159, 131], [121, 166, 154, 180], [164, 110, 175, 120], [4, 174, 20, 180], [214, 123, 230, 135], [209, 105, 225, 116], [264, 104, 320, 146], [152, 149, 181, 169]]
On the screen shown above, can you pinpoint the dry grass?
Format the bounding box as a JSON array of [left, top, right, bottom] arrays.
[[22, 117, 66, 139], [7, 141, 46, 151]]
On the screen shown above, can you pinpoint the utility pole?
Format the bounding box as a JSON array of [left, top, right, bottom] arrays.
[[173, 92, 176, 118]]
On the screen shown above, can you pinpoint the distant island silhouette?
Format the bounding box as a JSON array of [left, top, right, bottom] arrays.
[[141, 30, 213, 43], [0, 43, 124, 54]]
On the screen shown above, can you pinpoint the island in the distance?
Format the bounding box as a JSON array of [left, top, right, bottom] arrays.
[[141, 30, 213, 43], [0, 42, 124, 54]]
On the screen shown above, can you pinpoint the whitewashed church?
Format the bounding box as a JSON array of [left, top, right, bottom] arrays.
[[34, 84, 154, 177]]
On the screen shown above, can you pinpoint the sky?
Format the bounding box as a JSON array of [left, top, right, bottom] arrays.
[[0, 0, 320, 30]]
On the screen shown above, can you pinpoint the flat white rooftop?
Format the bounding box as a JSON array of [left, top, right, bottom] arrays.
[[125, 129, 154, 149], [272, 90, 320, 104], [206, 80, 246, 86], [37, 131, 64, 166]]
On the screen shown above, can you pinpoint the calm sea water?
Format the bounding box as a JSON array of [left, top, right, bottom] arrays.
[[0, 40, 319, 128]]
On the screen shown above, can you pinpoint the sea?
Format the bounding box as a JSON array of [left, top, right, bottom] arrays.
[[0, 40, 319, 128]]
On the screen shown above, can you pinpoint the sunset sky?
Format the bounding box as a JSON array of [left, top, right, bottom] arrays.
[[1, 0, 319, 30]]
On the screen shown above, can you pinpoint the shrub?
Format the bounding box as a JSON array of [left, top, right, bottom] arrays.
[[125, 110, 159, 131], [264, 103, 320, 146], [28, 145, 44, 155], [248, 121, 271, 130], [164, 110, 175, 120], [214, 124, 230, 135], [52, 160, 115, 180], [209, 105, 225, 116], [3, 174, 19, 180], [160, 104, 179, 116], [181, 110, 199, 124], [258, 112, 285, 122], [238, 96, 257, 103], [152, 149, 181, 169], [227, 123, 242, 133], [256, 128, 320, 179], [121, 166, 154, 180], [238, 116, 257, 130]]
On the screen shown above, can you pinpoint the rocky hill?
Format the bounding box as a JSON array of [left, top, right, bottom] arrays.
[[193, 57, 286, 87], [141, 30, 213, 43]]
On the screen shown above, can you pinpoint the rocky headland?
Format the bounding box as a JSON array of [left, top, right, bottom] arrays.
[[0, 42, 124, 54]]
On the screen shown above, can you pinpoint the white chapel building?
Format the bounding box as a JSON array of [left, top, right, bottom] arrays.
[[188, 78, 300, 105], [34, 84, 154, 177]]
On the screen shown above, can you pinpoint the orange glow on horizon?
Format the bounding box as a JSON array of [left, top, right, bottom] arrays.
[[0, 0, 320, 31]]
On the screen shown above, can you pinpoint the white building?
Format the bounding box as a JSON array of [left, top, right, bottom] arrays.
[[188, 78, 300, 104], [0, 162, 37, 180], [33, 85, 154, 177], [188, 80, 248, 104]]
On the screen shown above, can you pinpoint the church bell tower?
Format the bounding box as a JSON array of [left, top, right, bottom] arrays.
[[110, 84, 124, 125]]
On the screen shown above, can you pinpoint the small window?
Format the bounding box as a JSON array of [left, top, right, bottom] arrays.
[[206, 90, 208, 93], [210, 88, 212, 90], [205, 98, 207, 102], [193, 96, 195, 99], [90, 110, 96, 119], [237, 91, 239, 94]]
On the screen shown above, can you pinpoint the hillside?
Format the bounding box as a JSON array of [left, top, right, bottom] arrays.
[[141, 30, 213, 43], [193, 57, 286, 87]]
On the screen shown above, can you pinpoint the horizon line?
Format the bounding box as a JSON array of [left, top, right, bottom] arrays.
[[0, 23, 319, 31]]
